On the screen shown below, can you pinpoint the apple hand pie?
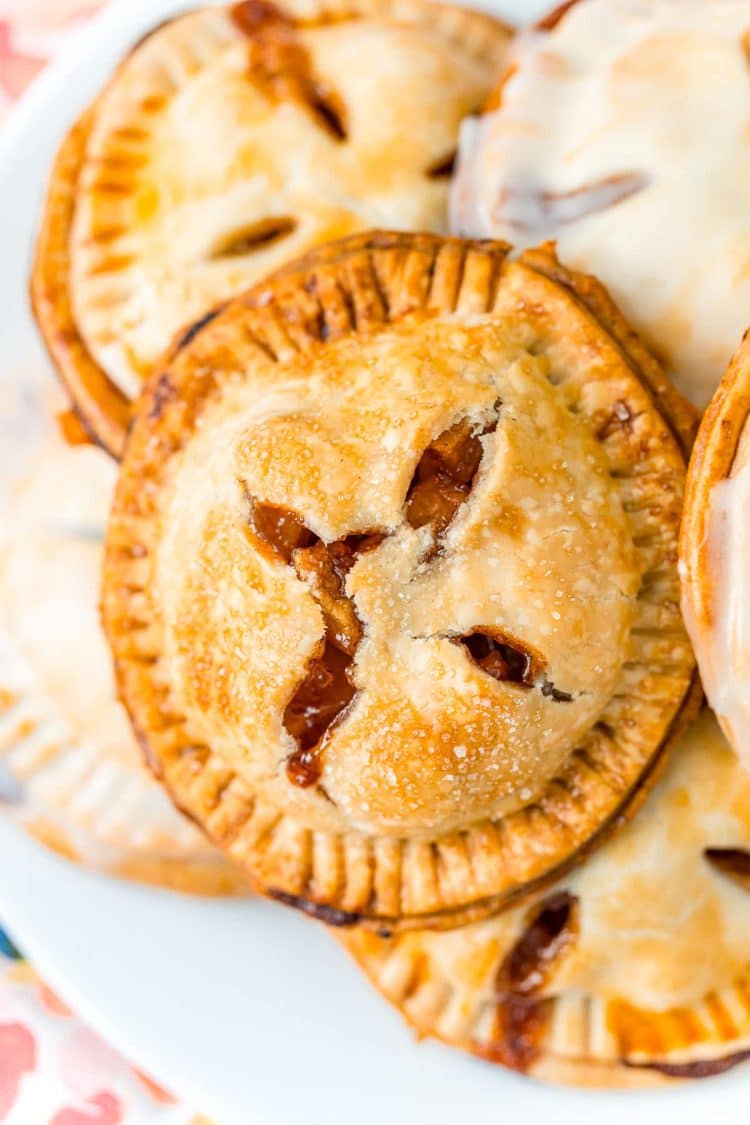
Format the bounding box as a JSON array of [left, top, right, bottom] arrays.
[[681, 333, 750, 772], [0, 407, 247, 895], [102, 231, 698, 932], [451, 0, 750, 409], [29, 0, 509, 456], [343, 710, 750, 1084]]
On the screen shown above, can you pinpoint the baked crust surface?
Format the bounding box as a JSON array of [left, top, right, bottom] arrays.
[[30, 0, 510, 455], [342, 710, 750, 1085], [102, 231, 698, 930]]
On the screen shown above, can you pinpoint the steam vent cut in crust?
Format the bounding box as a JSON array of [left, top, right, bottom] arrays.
[[342, 711, 750, 1084], [451, 0, 750, 409], [681, 335, 750, 773], [29, 0, 509, 456], [102, 232, 699, 932]]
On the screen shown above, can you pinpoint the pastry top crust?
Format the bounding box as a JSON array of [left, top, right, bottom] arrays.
[[103, 231, 697, 930], [451, 0, 750, 408], [31, 0, 510, 455], [343, 709, 750, 1083]]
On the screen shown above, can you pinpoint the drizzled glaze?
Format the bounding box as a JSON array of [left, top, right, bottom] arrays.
[[452, 0, 750, 407], [695, 433, 750, 769]]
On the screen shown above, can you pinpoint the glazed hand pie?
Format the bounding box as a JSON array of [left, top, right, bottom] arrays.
[[343, 709, 750, 1084], [681, 334, 750, 772], [0, 413, 247, 894], [30, 0, 509, 456], [102, 231, 698, 931], [451, 0, 750, 409]]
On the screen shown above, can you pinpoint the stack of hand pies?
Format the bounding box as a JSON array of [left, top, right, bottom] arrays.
[[18, 0, 750, 1087]]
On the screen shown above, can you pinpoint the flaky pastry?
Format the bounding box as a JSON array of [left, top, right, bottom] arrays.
[[343, 710, 750, 1084], [30, 0, 509, 455], [102, 231, 698, 931]]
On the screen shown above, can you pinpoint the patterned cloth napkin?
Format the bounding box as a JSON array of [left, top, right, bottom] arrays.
[[0, 931, 209, 1123], [0, 6, 214, 1123]]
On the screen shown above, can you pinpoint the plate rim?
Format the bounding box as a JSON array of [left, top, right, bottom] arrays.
[[1, 1, 748, 1121]]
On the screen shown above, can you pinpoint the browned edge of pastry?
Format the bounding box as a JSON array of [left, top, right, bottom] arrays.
[[106, 229, 699, 933], [521, 243, 699, 460], [680, 330, 750, 636], [265, 239, 702, 930], [344, 928, 748, 1087], [29, 104, 130, 458], [28, 1, 513, 460]]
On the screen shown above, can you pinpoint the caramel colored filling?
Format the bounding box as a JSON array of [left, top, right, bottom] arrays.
[[705, 847, 750, 892], [499, 892, 577, 996], [406, 415, 496, 539], [456, 629, 573, 701], [408, 415, 572, 702], [490, 892, 578, 1071], [246, 406, 579, 791], [231, 0, 349, 142], [210, 216, 297, 259], [457, 630, 539, 686], [248, 499, 383, 787], [248, 498, 316, 564], [596, 398, 636, 442], [284, 641, 356, 786], [425, 150, 457, 179], [293, 540, 361, 654], [248, 411, 545, 785]]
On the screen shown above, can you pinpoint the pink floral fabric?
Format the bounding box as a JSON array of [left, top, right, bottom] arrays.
[[0, 4, 213, 1122], [0, 1, 104, 119], [0, 945, 211, 1123]]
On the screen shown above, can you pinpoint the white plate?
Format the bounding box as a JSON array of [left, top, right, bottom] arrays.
[[0, 2, 747, 1122]]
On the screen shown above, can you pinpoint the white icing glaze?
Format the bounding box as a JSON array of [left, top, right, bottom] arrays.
[[452, 0, 750, 408], [695, 444, 750, 768]]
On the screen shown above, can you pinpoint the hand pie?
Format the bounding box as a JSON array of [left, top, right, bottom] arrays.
[[102, 231, 698, 931], [343, 710, 750, 1084], [0, 411, 248, 894], [29, 0, 509, 456], [681, 334, 750, 772], [451, 0, 750, 409]]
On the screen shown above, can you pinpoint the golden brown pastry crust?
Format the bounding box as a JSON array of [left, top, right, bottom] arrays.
[[103, 231, 698, 931], [341, 710, 750, 1086], [30, 106, 131, 456], [680, 331, 750, 640], [30, 0, 510, 457]]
